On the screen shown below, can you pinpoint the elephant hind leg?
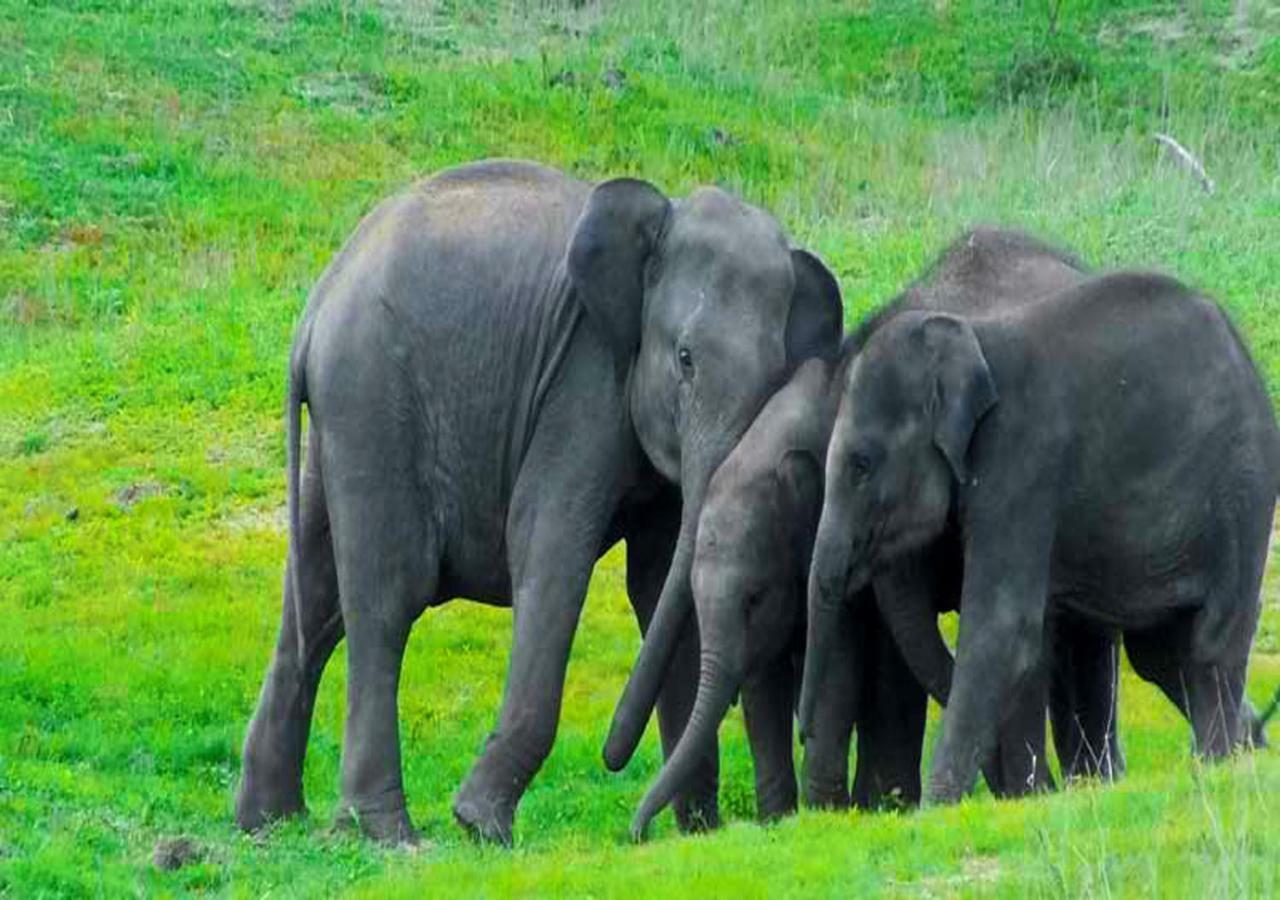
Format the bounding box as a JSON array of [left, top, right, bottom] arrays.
[[1127, 498, 1266, 760], [1126, 620, 1248, 759], [237, 435, 344, 832], [322, 443, 439, 846]]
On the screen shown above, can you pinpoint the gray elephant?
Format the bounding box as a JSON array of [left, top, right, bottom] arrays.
[[802, 269, 1279, 804], [625, 229, 1134, 838], [624, 358, 1005, 840], [235, 159, 843, 845], [609, 229, 1126, 800]]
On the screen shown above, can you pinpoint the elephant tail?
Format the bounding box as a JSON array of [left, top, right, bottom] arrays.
[[287, 320, 311, 663], [1253, 682, 1280, 739]]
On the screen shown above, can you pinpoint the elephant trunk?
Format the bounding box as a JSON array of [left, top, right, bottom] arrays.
[[872, 568, 955, 706], [604, 486, 703, 771], [630, 650, 739, 840], [798, 505, 861, 740]]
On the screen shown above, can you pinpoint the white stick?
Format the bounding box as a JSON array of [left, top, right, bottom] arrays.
[[1153, 132, 1216, 195]]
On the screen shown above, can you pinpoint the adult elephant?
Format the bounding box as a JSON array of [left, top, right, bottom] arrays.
[[608, 228, 1125, 789], [234, 160, 843, 845]]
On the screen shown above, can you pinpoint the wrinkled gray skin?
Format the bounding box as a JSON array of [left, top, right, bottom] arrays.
[[803, 270, 1280, 804], [629, 229, 1123, 838], [234, 160, 843, 845]]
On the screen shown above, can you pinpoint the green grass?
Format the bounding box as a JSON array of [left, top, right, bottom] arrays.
[[2, 0, 1279, 895]]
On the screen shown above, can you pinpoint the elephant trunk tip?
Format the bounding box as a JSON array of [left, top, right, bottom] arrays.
[[602, 726, 635, 772], [797, 700, 816, 747], [628, 811, 654, 844]]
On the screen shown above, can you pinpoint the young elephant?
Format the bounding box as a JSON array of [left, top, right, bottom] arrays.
[[236, 160, 844, 846], [629, 359, 924, 839], [628, 229, 1124, 838], [802, 271, 1280, 803]]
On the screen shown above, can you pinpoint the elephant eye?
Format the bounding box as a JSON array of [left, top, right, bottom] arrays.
[[849, 452, 873, 481], [677, 346, 695, 378]]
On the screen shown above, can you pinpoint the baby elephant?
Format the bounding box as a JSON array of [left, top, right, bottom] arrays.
[[803, 271, 1280, 804], [628, 360, 929, 840]]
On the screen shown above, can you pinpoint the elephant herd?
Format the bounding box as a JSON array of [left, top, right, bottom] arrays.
[[234, 159, 1279, 847]]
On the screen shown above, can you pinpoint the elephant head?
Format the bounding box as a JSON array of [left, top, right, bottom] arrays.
[[799, 311, 997, 738], [567, 179, 843, 771], [627, 361, 836, 839]]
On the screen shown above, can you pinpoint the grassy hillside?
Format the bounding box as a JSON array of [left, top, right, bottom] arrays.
[[1, 0, 1278, 895]]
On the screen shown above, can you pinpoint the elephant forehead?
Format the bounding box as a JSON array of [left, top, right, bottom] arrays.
[[700, 477, 777, 553], [666, 192, 793, 291]]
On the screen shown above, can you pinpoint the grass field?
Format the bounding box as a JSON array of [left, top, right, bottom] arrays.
[[2, 0, 1280, 895]]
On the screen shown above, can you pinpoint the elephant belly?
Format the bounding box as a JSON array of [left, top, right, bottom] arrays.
[[1049, 539, 1209, 630]]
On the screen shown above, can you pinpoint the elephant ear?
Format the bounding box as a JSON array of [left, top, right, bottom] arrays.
[[920, 313, 998, 484], [567, 178, 672, 375], [785, 249, 843, 367], [775, 447, 825, 564]]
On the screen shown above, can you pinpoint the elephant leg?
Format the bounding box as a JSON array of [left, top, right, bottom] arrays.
[[1125, 500, 1264, 761], [453, 408, 621, 847], [624, 492, 719, 832], [742, 655, 798, 822], [237, 433, 344, 832], [853, 601, 927, 810], [310, 410, 438, 845], [802, 594, 860, 811], [1049, 612, 1124, 782], [926, 510, 1053, 805], [1126, 621, 1250, 760], [987, 659, 1053, 798]]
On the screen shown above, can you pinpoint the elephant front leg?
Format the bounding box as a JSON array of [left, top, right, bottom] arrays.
[[1049, 613, 1125, 782], [451, 550, 600, 846], [453, 465, 617, 846], [853, 601, 928, 810], [986, 660, 1054, 798], [926, 514, 1054, 805], [802, 596, 861, 810], [742, 656, 798, 822]]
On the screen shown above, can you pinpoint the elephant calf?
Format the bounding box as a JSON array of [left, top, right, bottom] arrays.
[[803, 270, 1280, 804], [629, 358, 927, 839]]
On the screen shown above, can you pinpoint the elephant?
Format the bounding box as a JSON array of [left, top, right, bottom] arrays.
[[609, 228, 1127, 799], [801, 269, 1280, 804], [234, 159, 843, 846], [626, 228, 1130, 839]]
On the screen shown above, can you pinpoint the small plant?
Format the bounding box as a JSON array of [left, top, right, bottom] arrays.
[[19, 432, 48, 456]]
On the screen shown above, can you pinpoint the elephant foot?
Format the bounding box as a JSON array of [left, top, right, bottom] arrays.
[[333, 802, 419, 847], [234, 767, 307, 833], [923, 771, 969, 806], [452, 782, 516, 848], [756, 799, 798, 824], [804, 787, 850, 811], [673, 794, 720, 834]]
